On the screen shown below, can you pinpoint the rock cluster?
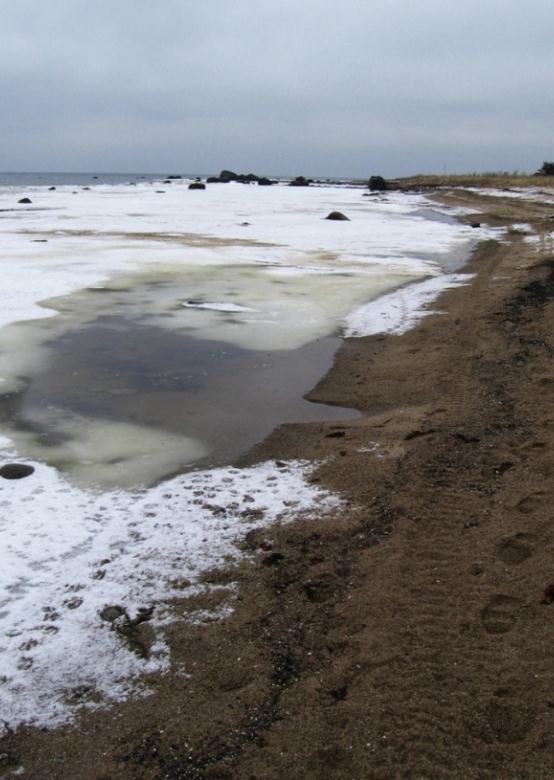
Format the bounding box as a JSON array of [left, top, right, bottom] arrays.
[[208, 170, 275, 185], [289, 176, 312, 187]]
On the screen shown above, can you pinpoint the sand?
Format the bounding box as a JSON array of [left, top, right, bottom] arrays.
[[2, 188, 554, 778]]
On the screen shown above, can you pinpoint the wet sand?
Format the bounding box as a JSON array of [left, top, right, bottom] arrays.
[[3, 188, 554, 778]]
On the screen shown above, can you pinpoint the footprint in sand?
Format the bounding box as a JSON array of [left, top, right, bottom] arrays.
[[486, 691, 536, 743], [481, 595, 520, 634], [497, 533, 533, 565], [516, 493, 544, 514]]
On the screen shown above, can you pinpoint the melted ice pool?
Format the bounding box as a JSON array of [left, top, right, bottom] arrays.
[[0, 182, 487, 486]]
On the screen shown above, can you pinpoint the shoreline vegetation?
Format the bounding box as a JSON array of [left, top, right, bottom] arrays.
[[2, 183, 554, 777]]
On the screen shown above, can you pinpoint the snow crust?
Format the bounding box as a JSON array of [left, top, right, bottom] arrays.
[[0, 454, 338, 731], [344, 273, 473, 337]]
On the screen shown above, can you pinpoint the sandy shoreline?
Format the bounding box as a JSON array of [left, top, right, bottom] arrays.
[[3, 188, 554, 778]]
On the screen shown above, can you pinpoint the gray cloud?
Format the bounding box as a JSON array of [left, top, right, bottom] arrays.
[[2, 0, 553, 176]]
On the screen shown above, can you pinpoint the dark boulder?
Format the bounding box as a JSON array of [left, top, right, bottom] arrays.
[[188, 182, 206, 190], [48, 186, 56, 191], [18, 197, 32, 204], [368, 175, 387, 191], [0, 463, 35, 480], [219, 169, 239, 182], [258, 177, 273, 186], [167, 174, 182, 179], [206, 176, 220, 183], [289, 176, 312, 187], [325, 211, 350, 221]]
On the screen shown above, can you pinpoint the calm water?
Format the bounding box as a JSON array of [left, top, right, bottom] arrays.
[[0, 172, 193, 187]]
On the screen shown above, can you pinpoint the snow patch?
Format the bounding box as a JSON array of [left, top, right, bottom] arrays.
[[0, 452, 339, 731], [344, 274, 473, 337]]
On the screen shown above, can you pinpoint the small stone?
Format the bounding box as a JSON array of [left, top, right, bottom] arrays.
[[188, 182, 206, 190], [18, 197, 32, 204], [0, 463, 35, 480], [470, 222, 481, 228]]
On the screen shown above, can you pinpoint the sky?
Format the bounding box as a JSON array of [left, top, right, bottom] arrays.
[[1, 0, 553, 177]]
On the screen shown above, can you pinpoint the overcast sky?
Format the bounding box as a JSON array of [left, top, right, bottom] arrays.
[[1, 0, 553, 177]]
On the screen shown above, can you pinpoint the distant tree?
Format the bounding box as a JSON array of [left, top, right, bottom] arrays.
[[536, 161, 554, 176]]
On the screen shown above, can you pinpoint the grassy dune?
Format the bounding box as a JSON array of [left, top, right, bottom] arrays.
[[388, 173, 553, 189]]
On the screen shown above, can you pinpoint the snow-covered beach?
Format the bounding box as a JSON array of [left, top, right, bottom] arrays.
[[0, 177, 488, 730]]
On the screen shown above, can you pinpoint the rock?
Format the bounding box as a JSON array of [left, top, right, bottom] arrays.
[[325, 211, 350, 221], [368, 175, 387, 191], [219, 169, 239, 182], [470, 222, 481, 228], [0, 463, 35, 480], [48, 186, 56, 191], [167, 174, 182, 179], [188, 182, 206, 190], [18, 197, 32, 204], [289, 176, 311, 187], [212, 170, 273, 184]]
